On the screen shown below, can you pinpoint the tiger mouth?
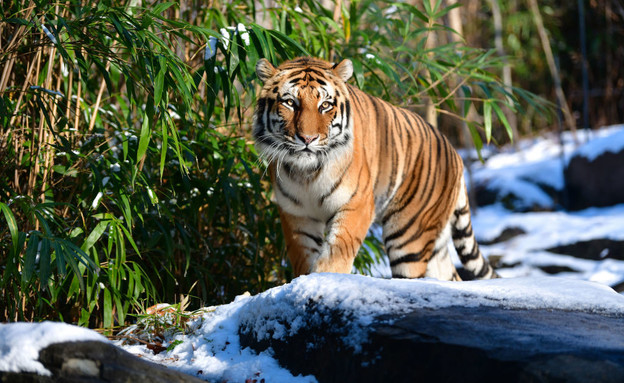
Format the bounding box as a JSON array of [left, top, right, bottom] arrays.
[[282, 137, 326, 152]]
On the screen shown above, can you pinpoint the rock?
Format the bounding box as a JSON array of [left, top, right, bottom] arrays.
[[473, 178, 559, 212], [547, 238, 624, 261], [240, 292, 624, 383], [480, 226, 526, 245], [0, 341, 204, 383], [564, 146, 624, 210]]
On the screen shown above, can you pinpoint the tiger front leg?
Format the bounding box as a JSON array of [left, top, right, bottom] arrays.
[[279, 202, 374, 276], [278, 210, 326, 276], [313, 203, 375, 274]]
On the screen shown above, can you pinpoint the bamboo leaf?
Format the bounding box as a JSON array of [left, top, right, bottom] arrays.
[[114, 294, 126, 325], [154, 121, 164, 180], [423, 0, 433, 16], [39, 238, 51, 289], [461, 85, 472, 118], [82, 220, 109, 253], [0, 202, 19, 256], [351, 57, 365, 88], [65, 240, 98, 271], [118, 192, 132, 231], [467, 121, 484, 162], [103, 288, 113, 329], [117, 223, 141, 257], [266, 29, 310, 56], [154, 56, 166, 107], [22, 234, 40, 283], [492, 102, 514, 142], [151, 2, 175, 16], [391, 2, 428, 22], [63, 244, 85, 290], [483, 100, 492, 144], [137, 115, 150, 163]]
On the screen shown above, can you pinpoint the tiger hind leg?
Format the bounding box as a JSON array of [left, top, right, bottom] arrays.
[[451, 179, 499, 279], [425, 222, 461, 281], [384, 208, 462, 281]]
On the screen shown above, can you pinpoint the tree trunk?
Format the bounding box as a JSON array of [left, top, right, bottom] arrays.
[[446, 0, 477, 212], [605, 1, 616, 125], [489, 0, 518, 147], [424, 0, 438, 128], [527, 0, 577, 135]]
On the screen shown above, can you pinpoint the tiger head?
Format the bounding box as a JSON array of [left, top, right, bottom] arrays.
[[253, 57, 354, 171]]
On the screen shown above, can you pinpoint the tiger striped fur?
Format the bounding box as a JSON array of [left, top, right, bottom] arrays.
[[253, 57, 498, 281]]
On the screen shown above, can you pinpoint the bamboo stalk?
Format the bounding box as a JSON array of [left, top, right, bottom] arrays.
[[40, 51, 62, 203], [74, 67, 82, 134], [0, 1, 36, 91], [27, 44, 44, 205], [14, 128, 20, 193], [87, 61, 111, 132], [65, 60, 74, 132], [63, 2, 73, 133], [332, 0, 342, 24], [0, 56, 16, 96], [38, 3, 65, 204], [8, 49, 42, 128]]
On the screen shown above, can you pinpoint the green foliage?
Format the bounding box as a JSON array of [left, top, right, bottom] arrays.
[[0, 0, 547, 327]]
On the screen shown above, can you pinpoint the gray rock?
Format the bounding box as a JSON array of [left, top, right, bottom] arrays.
[[564, 149, 624, 210], [240, 301, 624, 383], [546, 238, 624, 261], [473, 179, 560, 212], [0, 341, 204, 383]]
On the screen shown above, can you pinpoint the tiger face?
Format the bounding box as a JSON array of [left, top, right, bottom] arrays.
[[253, 57, 354, 171]]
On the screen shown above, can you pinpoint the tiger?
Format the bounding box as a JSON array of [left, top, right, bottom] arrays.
[[252, 56, 498, 281]]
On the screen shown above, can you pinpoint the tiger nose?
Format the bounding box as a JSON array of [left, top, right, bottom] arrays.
[[297, 133, 319, 145]]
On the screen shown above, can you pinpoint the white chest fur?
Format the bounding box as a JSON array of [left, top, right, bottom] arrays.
[[273, 164, 354, 222]]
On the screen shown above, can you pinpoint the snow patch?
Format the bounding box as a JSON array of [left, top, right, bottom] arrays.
[[569, 124, 624, 162]]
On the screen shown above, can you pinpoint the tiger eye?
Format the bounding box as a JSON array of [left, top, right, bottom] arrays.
[[321, 101, 332, 110]]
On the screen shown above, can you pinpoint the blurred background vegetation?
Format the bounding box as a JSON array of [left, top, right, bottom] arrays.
[[1, 0, 622, 328]]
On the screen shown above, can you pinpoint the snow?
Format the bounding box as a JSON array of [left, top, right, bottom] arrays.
[[3, 124, 624, 382], [466, 124, 624, 209], [572, 126, 624, 162], [466, 124, 624, 285], [117, 294, 317, 383], [2, 275, 624, 382]]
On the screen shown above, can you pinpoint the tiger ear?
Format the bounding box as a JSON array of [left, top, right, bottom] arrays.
[[256, 59, 277, 83], [332, 59, 353, 82]]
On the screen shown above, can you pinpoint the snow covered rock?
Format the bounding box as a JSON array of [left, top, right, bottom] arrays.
[[238, 274, 624, 383], [565, 129, 624, 210], [467, 134, 569, 212], [8, 275, 624, 383], [0, 322, 204, 383], [38, 341, 204, 382], [468, 125, 624, 212], [473, 176, 559, 212]]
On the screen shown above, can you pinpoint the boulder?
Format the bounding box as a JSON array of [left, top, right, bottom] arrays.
[[239, 278, 624, 383], [546, 238, 624, 261], [0, 341, 204, 383], [564, 139, 624, 210], [474, 178, 559, 212]]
